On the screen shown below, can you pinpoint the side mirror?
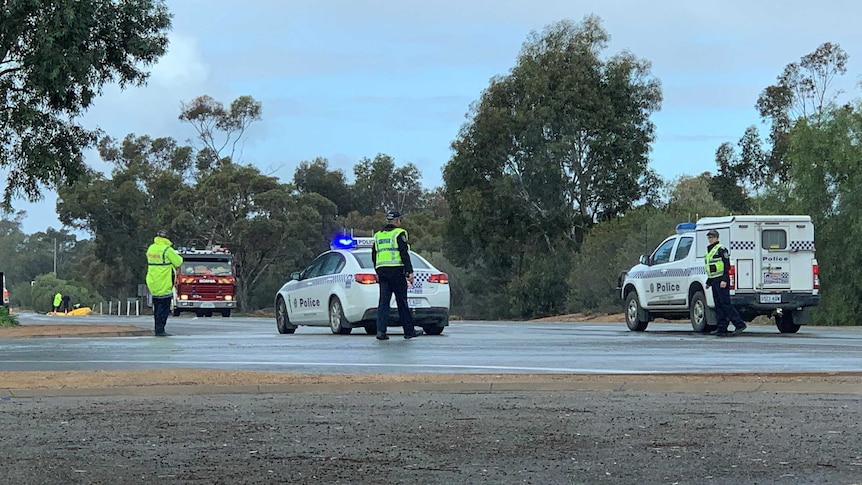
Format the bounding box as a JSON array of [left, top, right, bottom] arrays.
[[639, 255, 649, 265], [290, 272, 300, 281]]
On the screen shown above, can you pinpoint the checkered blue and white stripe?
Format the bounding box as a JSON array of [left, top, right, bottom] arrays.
[[790, 241, 815, 251], [730, 241, 756, 250]]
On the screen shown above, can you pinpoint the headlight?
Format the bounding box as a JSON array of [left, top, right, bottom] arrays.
[[224, 295, 233, 301], [180, 295, 188, 300]]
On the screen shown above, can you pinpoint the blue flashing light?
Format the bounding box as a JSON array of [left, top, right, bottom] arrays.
[[331, 235, 356, 250], [676, 222, 696, 234]]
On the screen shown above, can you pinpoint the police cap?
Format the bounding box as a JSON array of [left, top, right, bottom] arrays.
[[386, 210, 402, 221], [156, 229, 169, 238], [706, 229, 719, 238]]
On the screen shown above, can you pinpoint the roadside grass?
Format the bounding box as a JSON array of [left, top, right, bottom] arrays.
[[0, 306, 20, 327]]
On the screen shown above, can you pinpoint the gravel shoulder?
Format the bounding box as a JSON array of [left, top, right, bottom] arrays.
[[2, 322, 861, 483]]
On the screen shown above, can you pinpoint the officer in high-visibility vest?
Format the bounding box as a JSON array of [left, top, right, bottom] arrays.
[[705, 229, 746, 336], [146, 229, 183, 336], [371, 210, 421, 340], [53, 292, 62, 313]]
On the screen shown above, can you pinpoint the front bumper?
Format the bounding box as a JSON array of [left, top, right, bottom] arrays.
[[175, 300, 236, 310]]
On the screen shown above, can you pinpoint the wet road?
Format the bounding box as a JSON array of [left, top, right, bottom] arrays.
[[2, 313, 862, 374]]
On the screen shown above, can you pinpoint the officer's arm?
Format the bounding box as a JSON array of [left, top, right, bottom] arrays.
[[397, 234, 413, 274], [371, 243, 377, 266]]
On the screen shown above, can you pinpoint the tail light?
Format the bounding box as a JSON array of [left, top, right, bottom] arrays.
[[728, 265, 736, 290], [813, 263, 819, 289], [354, 273, 378, 284], [428, 273, 449, 284]]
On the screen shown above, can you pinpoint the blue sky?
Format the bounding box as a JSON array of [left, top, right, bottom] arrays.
[[11, 0, 862, 235]]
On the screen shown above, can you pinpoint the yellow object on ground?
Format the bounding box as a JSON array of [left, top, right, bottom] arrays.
[[49, 307, 93, 316]]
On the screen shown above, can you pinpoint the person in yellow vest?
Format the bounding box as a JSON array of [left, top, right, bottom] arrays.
[[371, 210, 421, 340], [52, 292, 62, 313], [146, 229, 183, 336], [705, 229, 746, 336]]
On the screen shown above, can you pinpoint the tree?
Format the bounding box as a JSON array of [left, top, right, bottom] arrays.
[[178, 94, 262, 170], [292, 157, 356, 215], [443, 15, 661, 318], [352, 153, 425, 216], [780, 105, 862, 325], [720, 43, 849, 190], [0, 0, 172, 209]]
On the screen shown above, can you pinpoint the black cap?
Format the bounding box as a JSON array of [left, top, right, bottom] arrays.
[[706, 230, 719, 238], [156, 229, 169, 238], [386, 210, 402, 221]]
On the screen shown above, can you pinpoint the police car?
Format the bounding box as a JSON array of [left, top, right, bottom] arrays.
[[275, 236, 451, 335]]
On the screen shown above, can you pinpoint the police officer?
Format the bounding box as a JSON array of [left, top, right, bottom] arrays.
[[705, 229, 746, 336], [372, 210, 421, 340], [146, 229, 183, 336]]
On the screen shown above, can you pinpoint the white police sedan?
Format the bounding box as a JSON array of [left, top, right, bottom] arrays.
[[275, 236, 451, 335]]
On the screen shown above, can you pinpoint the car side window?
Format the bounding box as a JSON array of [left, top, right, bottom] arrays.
[[300, 256, 326, 280], [651, 238, 676, 265], [673, 237, 693, 261], [319, 253, 345, 276]]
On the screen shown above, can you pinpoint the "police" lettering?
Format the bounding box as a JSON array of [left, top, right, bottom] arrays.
[[299, 298, 320, 307], [656, 282, 680, 292]]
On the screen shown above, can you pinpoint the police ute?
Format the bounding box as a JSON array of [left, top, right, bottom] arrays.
[[274, 236, 451, 336], [618, 215, 820, 334]]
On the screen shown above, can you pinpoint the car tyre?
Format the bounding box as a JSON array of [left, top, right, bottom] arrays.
[[775, 312, 801, 333], [329, 297, 352, 335], [625, 291, 649, 332], [221, 309, 231, 317], [422, 325, 444, 335], [689, 290, 717, 333], [276, 296, 296, 334], [364, 323, 377, 335], [172, 308, 181, 317]]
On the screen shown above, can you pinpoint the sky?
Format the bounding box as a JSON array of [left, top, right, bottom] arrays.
[[10, 0, 862, 235]]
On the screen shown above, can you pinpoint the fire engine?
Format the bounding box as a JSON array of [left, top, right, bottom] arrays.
[[173, 245, 237, 317]]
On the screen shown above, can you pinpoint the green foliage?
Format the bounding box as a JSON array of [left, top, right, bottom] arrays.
[[779, 106, 862, 325], [30, 273, 104, 314], [443, 15, 662, 319], [0, 0, 172, 208], [293, 157, 357, 215], [0, 306, 19, 327], [353, 154, 425, 216]]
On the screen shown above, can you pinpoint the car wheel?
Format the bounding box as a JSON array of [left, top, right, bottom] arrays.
[[172, 308, 180, 317], [364, 323, 377, 335], [689, 291, 716, 333], [329, 297, 352, 335], [195, 311, 204, 317], [776, 312, 800, 333], [276, 296, 296, 334], [625, 291, 649, 332], [220, 309, 231, 317], [422, 325, 444, 335]]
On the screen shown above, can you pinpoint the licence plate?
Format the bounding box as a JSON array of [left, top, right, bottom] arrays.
[[408, 298, 423, 307], [759, 294, 781, 304]]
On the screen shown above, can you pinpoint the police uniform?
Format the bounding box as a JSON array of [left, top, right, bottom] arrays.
[[705, 231, 746, 336], [146, 230, 183, 336], [372, 210, 419, 340]]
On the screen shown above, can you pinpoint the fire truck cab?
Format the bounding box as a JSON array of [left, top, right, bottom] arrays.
[[173, 246, 237, 317]]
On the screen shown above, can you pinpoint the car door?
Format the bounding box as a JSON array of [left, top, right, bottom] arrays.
[[313, 253, 346, 324], [289, 255, 326, 323], [644, 236, 681, 307], [669, 235, 694, 306]]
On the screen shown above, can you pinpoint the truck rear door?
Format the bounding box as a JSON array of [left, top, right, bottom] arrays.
[[758, 221, 796, 291]]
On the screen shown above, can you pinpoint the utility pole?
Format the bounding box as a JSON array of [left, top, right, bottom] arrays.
[[53, 238, 57, 276]]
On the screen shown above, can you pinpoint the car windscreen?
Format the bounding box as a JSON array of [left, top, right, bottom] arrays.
[[351, 250, 431, 269]]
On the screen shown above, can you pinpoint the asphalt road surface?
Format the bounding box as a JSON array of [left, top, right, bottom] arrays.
[[3, 313, 862, 374], [1, 313, 860, 484]]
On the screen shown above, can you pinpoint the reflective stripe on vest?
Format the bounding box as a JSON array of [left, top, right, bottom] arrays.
[[374, 228, 407, 268], [704, 243, 725, 278]]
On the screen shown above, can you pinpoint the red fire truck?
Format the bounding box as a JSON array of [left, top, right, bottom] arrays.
[[172, 246, 237, 317]]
